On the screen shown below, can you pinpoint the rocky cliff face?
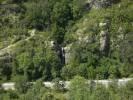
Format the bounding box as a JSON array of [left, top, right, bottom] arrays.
[[99, 21, 110, 56], [87, 0, 120, 9], [64, 44, 72, 64]]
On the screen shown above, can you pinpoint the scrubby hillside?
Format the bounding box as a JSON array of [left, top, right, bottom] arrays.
[[63, 0, 133, 80], [0, 0, 133, 100], [0, 0, 132, 82]]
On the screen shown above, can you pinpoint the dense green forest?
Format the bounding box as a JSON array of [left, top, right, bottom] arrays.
[[0, 0, 133, 99]]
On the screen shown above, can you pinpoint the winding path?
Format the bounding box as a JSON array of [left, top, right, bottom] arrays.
[[0, 30, 35, 56]]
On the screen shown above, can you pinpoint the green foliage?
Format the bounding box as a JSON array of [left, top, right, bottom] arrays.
[[71, 0, 86, 19], [24, 0, 86, 43], [91, 85, 110, 100], [0, 0, 132, 87], [15, 76, 29, 94], [69, 76, 89, 100], [0, 78, 133, 100], [0, 58, 12, 81], [0, 0, 133, 99], [25, 0, 51, 30], [0, 90, 19, 100], [21, 79, 46, 100], [14, 41, 62, 81], [61, 65, 77, 80]]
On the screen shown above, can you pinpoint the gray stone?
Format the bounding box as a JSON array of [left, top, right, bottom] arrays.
[[100, 30, 110, 54], [93, 0, 112, 8], [64, 44, 72, 64], [99, 22, 110, 56], [87, 0, 120, 9]]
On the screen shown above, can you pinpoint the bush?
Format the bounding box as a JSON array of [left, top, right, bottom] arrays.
[[15, 76, 29, 94], [69, 76, 89, 100]]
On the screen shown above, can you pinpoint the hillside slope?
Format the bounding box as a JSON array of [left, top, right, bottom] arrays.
[[0, 0, 132, 82]]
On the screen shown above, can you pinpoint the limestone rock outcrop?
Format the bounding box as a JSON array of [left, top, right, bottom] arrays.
[[64, 44, 72, 64], [99, 22, 110, 56], [87, 0, 120, 9]]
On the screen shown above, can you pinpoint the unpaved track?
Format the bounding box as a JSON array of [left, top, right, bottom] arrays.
[[0, 32, 35, 56], [1, 78, 133, 90]]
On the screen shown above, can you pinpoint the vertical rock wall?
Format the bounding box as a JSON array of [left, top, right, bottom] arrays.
[[99, 22, 110, 56], [64, 44, 72, 64]]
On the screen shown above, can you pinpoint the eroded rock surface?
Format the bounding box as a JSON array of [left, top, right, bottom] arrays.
[[87, 0, 120, 9], [99, 22, 110, 56]]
